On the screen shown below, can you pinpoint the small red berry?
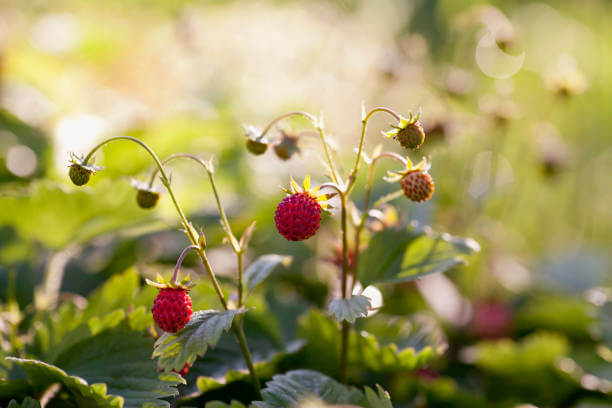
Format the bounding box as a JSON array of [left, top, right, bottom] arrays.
[[274, 192, 322, 241], [152, 288, 193, 333], [400, 170, 434, 202], [174, 362, 191, 376]]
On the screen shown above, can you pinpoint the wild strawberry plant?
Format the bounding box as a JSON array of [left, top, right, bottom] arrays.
[[4, 105, 480, 407]]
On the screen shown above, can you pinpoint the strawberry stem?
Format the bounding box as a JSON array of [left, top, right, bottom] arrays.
[[172, 245, 199, 286]]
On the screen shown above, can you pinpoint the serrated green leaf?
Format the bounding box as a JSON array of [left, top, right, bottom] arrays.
[[364, 385, 393, 408], [290, 310, 440, 378], [7, 311, 183, 408], [358, 226, 479, 286], [244, 255, 292, 293], [328, 295, 371, 324], [7, 397, 41, 408], [153, 309, 245, 372], [7, 357, 123, 407], [252, 369, 364, 408]]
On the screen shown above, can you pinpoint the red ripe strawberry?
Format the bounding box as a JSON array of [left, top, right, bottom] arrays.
[[400, 170, 434, 202], [152, 288, 193, 333], [274, 175, 333, 241], [275, 192, 322, 241]]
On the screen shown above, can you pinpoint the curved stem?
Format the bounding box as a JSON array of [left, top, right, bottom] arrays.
[[259, 111, 339, 184], [81, 137, 228, 309], [352, 152, 408, 290], [172, 245, 199, 285], [346, 107, 403, 195], [149, 153, 240, 252]]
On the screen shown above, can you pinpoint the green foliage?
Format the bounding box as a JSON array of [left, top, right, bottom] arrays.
[[358, 226, 480, 286], [244, 255, 292, 294], [0, 181, 152, 249], [7, 397, 41, 408], [328, 295, 371, 324], [253, 370, 395, 408], [473, 331, 569, 376], [153, 309, 246, 372], [6, 310, 183, 407], [516, 295, 596, 339], [293, 310, 439, 377], [252, 369, 364, 407]]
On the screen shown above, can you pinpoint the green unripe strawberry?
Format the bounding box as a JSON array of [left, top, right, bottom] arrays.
[[136, 189, 160, 209], [69, 164, 92, 186], [395, 121, 425, 150]]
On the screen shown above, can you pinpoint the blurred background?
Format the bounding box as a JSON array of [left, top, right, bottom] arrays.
[[0, 0, 610, 407]]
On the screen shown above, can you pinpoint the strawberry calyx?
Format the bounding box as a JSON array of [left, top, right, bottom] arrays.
[[145, 273, 196, 291], [280, 174, 336, 215], [384, 156, 432, 183]]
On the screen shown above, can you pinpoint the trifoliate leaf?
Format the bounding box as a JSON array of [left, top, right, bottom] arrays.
[[153, 309, 246, 372], [328, 295, 371, 324]]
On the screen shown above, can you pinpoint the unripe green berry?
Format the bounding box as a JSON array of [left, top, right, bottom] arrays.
[[246, 138, 268, 155], [273, 130, 300, 161], [395, 122, 425, 150], [136, 189, 160, 209], [69, 164, 92, 186]]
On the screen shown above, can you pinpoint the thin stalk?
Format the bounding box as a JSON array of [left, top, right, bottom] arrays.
[[339, 192, 350, 383], [352, 152, 408, 288], [148, 153, 240, 252], [172, 245, 199, 285], [258, 111, 339, 184], [346, 106, 403, 195], [233, 319, 262, 399], [237, 252, 245, 307]]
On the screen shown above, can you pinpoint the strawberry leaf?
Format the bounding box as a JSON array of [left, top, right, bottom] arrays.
[[252, 369, 364, 407], [6, 309, 183, 408], [328, 295, 371, 324], [243, 254, 292, 294], [358, 225, 480, 286], [153, 309, 247, 372]]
